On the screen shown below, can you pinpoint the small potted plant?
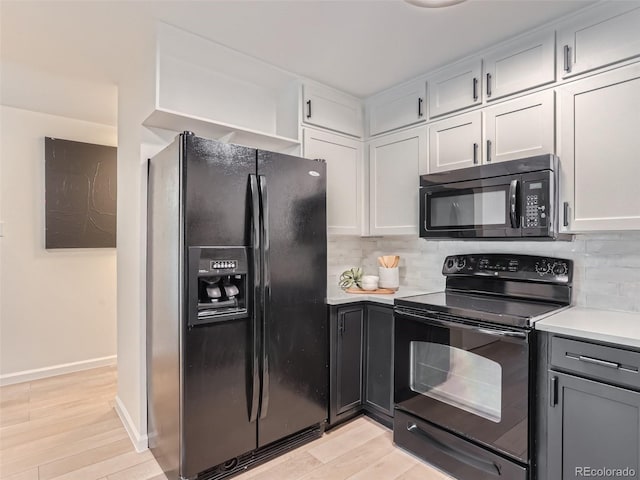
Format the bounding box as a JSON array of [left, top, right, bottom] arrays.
[[338, 267, 363, 290]]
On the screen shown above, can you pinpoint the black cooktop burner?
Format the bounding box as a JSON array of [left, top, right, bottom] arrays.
[[395, 291, 566, 328], [394, 254, 574, 328]]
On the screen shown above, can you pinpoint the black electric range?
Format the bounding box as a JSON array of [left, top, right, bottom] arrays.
[[393, 254, 573, 480], [396, 253, 573, 328]]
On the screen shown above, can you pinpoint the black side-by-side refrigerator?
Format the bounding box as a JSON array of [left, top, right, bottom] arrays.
[[147, 132, 328, 480]]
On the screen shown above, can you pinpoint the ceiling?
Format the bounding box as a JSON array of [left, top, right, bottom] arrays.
[[1, 0, 596, 124]]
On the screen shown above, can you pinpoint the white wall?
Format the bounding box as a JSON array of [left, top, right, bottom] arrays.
[[0, 106, 117, 382], [115, 31, 176, 449]]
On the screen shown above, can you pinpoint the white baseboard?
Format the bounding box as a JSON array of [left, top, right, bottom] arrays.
[[115, 396, 149, 452], [0, 355, 117, 386]]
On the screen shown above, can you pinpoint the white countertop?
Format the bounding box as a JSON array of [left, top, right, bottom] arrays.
[[326, 285, 433, 306], [535, 307, 640, 349]]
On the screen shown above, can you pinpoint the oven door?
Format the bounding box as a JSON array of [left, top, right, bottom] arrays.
[[394, 307, 531, 463], [420, 175, 521, 238]]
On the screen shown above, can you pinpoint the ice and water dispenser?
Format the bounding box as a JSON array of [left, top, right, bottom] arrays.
[[188, 247, 248, 326]]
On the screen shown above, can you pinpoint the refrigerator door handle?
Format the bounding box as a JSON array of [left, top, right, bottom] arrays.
[[258, 175, 271, 420], [249, 174, 261, 423]]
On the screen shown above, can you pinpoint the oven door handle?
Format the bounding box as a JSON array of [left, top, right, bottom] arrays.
[[395, 309, 527, 339], [475, 328, 528, 339], [407, 423, 503, 476]]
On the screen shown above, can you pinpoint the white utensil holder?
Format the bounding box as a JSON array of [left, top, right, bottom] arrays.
[[378, 267, 399, 290]]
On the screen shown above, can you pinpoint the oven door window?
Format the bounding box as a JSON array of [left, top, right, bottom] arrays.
[[410, 341, 501, 423], [429, 188, 507, 229]]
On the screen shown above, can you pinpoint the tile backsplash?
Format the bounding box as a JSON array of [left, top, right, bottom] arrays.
[[328, 232, 640, 313]]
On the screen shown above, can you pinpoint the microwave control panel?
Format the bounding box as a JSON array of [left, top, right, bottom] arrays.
[[523, 179, 549, 229]]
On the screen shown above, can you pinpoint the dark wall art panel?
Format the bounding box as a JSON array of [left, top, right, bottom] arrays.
[[45, 137, 117, 248]]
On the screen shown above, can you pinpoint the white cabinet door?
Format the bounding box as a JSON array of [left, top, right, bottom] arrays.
[[367, 80, 427, 136], [484, 30, 555, 101], [369, 126, 427, 236], [484, 90, 555, 164], [428, 58, 482, 118], [558, 3, 640, 79], [302, 84, 363, 138], [428, 111, 482, 173], [303, 128, 364, 235], [558, 63, 640, 231]]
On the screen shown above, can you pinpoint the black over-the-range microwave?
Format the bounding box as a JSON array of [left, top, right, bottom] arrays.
[[420, 154, 570, 240]]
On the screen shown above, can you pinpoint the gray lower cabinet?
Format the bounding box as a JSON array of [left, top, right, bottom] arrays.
[[543, 333, 640, 480], [329, 304, 364, 426], [548, 372, 640, 480], [364, 305, 394, 425], [329, 303, 394, 428]]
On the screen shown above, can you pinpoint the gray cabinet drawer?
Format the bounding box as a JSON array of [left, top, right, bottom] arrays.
[[550, 336, 640, 389]]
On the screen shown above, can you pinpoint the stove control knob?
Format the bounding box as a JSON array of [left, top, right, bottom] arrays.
[[552, 262, 568, 276], [456, 257, 466, 270], [446, 258, 455, 269], [535, 262, 547, 276]]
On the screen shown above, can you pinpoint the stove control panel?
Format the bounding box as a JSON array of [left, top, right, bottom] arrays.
[[442, 254, 573, 284]]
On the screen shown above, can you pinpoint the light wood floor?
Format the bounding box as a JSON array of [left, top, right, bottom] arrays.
[[0, 367, 452, 480]]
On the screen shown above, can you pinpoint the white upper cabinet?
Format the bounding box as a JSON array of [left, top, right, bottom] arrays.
[[303, 129, 364, 236], [367, 80, 427, 136], [148, 23, 301, 153], [428, 111, 482, 173], [428, 91, 554, 174], [483, 30, 556, 101], [484, 90, 555, 164], [558, 63, 640, 231], [558, 3, 640, 79], [302, 84, 363, 138], [428, 58, 482, 119], [369, 126, 427, 236]]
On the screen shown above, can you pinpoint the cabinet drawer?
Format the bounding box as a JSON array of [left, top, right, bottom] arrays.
[[394, 410, 527, 480], [550, 336, 640, 389]]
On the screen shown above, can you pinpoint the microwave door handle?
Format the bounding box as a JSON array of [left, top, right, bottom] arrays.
[[509, 179, 519, 228]]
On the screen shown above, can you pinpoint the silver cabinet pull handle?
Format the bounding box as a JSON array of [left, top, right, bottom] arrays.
[[578, 355, 620, 369], [550, 376, 558, 407], [563, 45, 571, 72]]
